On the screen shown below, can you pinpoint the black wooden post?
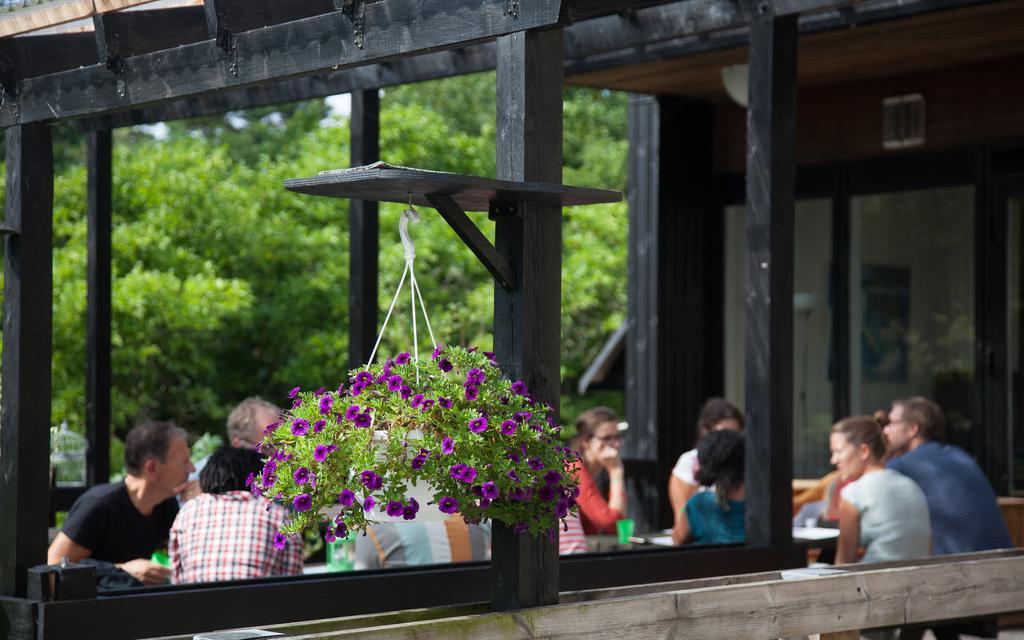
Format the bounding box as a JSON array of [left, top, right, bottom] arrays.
[[86, 130, 112, 486], [743, 13, 797, 547], [0, 124, 54, 597], [626, 95, 722, 531], [348, 89, 380, 370], [491, 27, 563, 610]]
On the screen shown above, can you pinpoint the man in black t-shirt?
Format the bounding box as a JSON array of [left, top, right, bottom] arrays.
[[48, 420, 195, 585]]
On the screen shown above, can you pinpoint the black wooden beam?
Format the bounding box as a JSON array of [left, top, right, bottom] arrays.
[[68, 0, 981, 132], [425, 194, 516, 292], [490, 27, 564, 611], [347, 88, 379, 371], [206, 0, 335, 37], [0, 125, 54, 597], [95, 7, 208, 62], [0, 0, 575, 127], [626, 95, 721, 532], [85, 131, 112, 487], [0, 33, 98, 96], [743, 11, 797, 547]]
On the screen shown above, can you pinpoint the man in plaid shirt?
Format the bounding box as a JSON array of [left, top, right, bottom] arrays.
[[170, 446, 303, 583]]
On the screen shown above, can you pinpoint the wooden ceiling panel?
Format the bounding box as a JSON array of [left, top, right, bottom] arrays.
[[567, 0, 1024, 98]]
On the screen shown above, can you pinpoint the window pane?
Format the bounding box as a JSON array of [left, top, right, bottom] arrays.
[[724, 198, 834, 478], [849, 186, 975, 452]]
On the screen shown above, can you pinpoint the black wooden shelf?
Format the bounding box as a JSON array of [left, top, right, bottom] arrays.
[[284, 162, 622, 211]]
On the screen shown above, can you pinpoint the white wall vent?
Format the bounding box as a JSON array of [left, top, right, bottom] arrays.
[[883, 93, 926, 150]]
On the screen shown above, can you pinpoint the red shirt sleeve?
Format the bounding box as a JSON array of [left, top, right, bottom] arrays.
[[572, 462, 623, 535]]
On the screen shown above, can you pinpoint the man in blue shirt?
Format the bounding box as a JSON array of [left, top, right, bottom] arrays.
[[885, 396, 1011, 554]]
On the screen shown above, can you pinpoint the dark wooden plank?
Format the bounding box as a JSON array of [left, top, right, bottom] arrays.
[[285, 163, 621, 211], [425, 193, 516, 291], [0, 124, 54, 597], [347, 88, 380, 371], [30, 543, 802, 640], [0, 596, 36, 640], [743, 13, 797, 547], [1, 0, 575, 127], [626, 95, 721, 532], [0, 33, 99, 89], [96, 6, 208, 60], [490, 27, 565, 611], [207, 0, 336, 35], [86, 130, 112, 487]]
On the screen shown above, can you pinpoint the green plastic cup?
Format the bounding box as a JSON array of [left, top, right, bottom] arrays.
[[150, 550, 170, 568], [615, 518, 635, 545]]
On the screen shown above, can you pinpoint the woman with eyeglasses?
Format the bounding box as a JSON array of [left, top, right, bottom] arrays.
[[570, 407, 627, 535]]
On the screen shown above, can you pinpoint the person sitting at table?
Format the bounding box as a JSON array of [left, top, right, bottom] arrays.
[[169, 446, 302, 583], [668, 398, 744, 539], [570, 407, 627, 535], [47, 420, 194, 586], [673, 430, 746, 545], [830, 415, 931, 564], [354, 518, 491, 569]]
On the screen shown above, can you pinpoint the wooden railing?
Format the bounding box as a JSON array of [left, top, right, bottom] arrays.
[[149, 549, 1024, 640]]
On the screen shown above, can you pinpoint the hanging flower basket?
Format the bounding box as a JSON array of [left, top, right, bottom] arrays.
[[253, 345, 580, 548]]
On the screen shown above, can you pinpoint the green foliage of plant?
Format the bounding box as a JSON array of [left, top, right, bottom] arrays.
[[7, 73, 628, 474], [257, 347, 578, 544], [190, 432, 225, 463]]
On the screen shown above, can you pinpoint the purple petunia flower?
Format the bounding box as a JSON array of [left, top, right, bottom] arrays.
[[360, 470, 383, 490], [335, 522, 348, 538], [514, 522, 529, 535], [395, 352, 411, 365], [500, 419, 517, 436], [293, 493, 313, 511], [387, 375, 403, 392], [544, 470, 563, 485], [411, 394, 424, 409], [438, 496, 459, 514], [479, 498, 491, 509], [294, 467, 311, 485], [362, 496, 376, 512], [400, 385, 413, 400], [449, 464, 466, 480], [292, 398, 302, 409], [273, 532, 288, 550], [291, 418, 310, 436], [507, 469, 520, 483], [511, 380, 528, 395], [354, 412, 372, 429], [483, 351, 497, 363], [537, 485, 556, 502], [460, 466, 478, 483], [354, 371, 373, 385], [314, 445, 330, 462], [263, 421, 280, 435], [481, 481, 500, 500], [438, 358, 453, 372], [336, 382, 346, 395], [441, 436, 454, 455], [350, 381, 367, 396], [385, 500, 404, 517], [468, 416, 488, 434], [556, 498, 570, 519], [464, 385, 479, 402], [288, 386, 301, 398], [420, 399, 435, 412], [319, 394, 334, 414], [402, 503, 418, 520], [509, 487, 530, 502], [345, 405, 361, 420], [337, 488, 355, 507], [466, 368, 486, 385], [528, 457, 545, 471], [313, 419, 326, 434], [431, 344, 444, 360], [437, 397, 452, 410], [515, 411, 533, 423], [507, 451, 521, 463], [411, 455, 426, 470], [324, 528, 337, 544]]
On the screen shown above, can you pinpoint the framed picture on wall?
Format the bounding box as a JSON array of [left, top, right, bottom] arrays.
[[861, 264, 910, 382]]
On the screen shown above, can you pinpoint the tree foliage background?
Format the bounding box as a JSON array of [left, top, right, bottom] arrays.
[[7, 73, 628, 472]]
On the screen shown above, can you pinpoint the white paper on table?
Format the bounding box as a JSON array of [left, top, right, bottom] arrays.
[[792, 526, 840, 540]]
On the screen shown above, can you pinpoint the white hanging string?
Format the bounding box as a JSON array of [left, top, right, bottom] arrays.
[[363, 202, 438, 383]]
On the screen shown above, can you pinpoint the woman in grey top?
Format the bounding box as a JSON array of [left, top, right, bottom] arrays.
[[830, 415, 931, 564]]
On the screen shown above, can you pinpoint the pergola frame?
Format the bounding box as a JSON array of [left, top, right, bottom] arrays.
[[0, 0, 986, 636]]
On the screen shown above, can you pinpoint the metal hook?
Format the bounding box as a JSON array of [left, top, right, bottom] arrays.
[[399, 199, 419, 264]]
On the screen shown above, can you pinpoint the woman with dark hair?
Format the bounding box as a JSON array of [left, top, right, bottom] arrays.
[[668, 398, 744, 540], [830, 415, 931, 564], [672, 430, 746, 545], [570, 407, 627, 535]]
